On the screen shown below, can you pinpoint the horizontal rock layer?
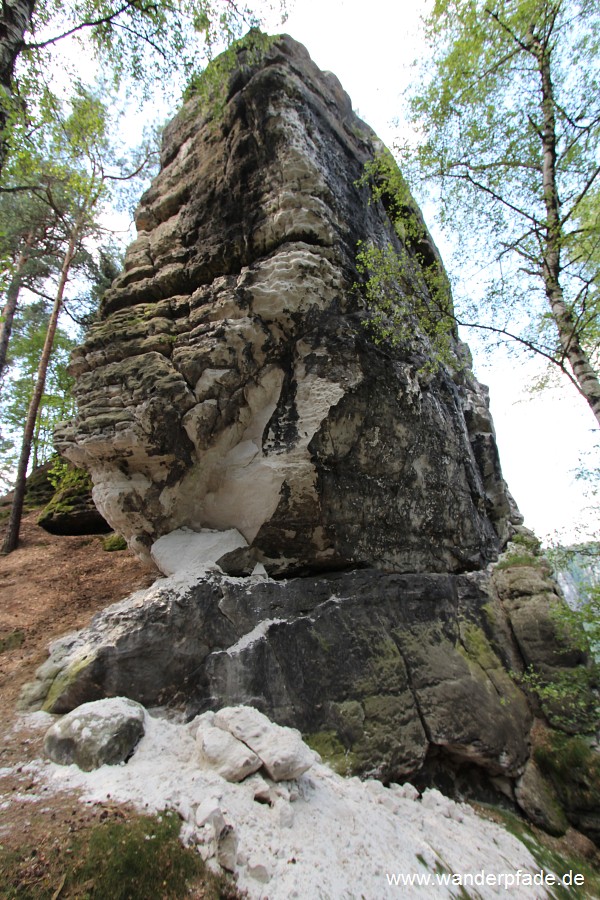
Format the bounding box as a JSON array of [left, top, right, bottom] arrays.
[[24, 538, 597, 837], [26, 559, 574, 784]]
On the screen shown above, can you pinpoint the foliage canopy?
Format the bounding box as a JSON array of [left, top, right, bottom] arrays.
[[398, 0, 600, 424]]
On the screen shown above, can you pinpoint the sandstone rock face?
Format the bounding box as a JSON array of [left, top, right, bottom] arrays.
[[25, 520, 598, 839], [57, 34, 514, 575], [28, 566, 534, 784], [42, 34, 598, 840], [515, 758, 568, 836]]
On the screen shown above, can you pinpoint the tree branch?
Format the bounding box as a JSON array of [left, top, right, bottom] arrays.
[[561, 163, 600, 226], [484, 7, 534, 54], [455, 314, 582, 393], [444, 167, 544, 226], [24, 1, 159, 50]]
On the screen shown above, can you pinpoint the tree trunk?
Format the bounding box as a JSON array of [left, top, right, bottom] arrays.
[[0, 230, 33, 381], [2, 227, 76, 554], [32, 408, 41, 469], [0, 0, 36, 177], [535, 34, 600, 427]]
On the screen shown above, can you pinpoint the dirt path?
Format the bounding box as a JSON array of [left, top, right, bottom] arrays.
[[0, 512, 154, 709]]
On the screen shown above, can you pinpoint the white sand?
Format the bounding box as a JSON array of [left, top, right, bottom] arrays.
[[11, 706, 557, 899]]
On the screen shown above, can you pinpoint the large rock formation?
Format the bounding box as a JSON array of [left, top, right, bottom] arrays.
[[23, 541, 594, 837], [36, 33, 598, 839], [56, 33, 514, 575]]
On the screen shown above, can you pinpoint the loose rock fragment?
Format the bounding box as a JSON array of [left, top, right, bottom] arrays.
[[214, 706, 314, 782], [44, 697, 145, 771]]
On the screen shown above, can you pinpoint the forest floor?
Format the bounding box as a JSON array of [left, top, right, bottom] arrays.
[[0, 511, 177, 897]]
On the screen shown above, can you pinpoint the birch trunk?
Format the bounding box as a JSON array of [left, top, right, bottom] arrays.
[[535, 35, 600, 426], [0, 0, 36, 176]]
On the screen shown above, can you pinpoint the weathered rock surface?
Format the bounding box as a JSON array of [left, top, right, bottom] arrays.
[[37, 482, 111, 535], [57, 34, 516, 576], [194, 706, 314, 782], [43, 697, 145, 770], [515, 758, 568, 836], [39, 33, 599, 842], [195, 711, 262, 782], [25, 541, 597, 835], [24, 566, 534, 781], [213, 705, 314, 781]]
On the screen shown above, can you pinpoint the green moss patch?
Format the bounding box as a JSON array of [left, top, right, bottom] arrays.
[[42, 654, 96, 713], [479, 805, 600, 899], [534, 731, 600, 817], [183, 30, 278, 119], [102, 533, 128, 552], [0, 810, 241, 899], [304, 730, 358, 776], [23, 462, 56, 509], [460, 623, 498, 669], [0, 630, 25, 654], [495, 553, 542, 571]]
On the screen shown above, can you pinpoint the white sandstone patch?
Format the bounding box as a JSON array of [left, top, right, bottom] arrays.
[[213, 706, 314, 782], [195, 712, 262, 782], [150, 527, 248, 576], [17, 706, 553, 900], [190, 365, 286, 543], [224, 619, 285, 656]]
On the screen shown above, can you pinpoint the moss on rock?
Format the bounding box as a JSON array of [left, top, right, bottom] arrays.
[[303, 730, 358, 776], [38, 464, 110, 536], [42, 654, 99, 713], [102, 533, 128, 552], [533, 727, 600, 843]]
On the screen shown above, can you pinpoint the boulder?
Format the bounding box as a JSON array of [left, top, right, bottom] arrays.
[[195, 711, 262, 782], [37, 485, 111, 535], [515, 758, 568, 836], [37, 464, 111, 536], [44, 697, 145, 771], [213, 705, 314, 782]]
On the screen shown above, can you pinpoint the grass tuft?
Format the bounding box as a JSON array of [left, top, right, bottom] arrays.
[[0, 810, 243, 899]]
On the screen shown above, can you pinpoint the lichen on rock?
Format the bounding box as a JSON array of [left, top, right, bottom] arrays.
[[44, 697, 146, 771]]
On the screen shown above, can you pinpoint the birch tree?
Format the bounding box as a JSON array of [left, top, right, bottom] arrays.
[[0, 0, 279, 180], [398, 0, 600, 425]]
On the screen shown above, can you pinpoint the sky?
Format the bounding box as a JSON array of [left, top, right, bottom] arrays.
[[260, 0, 599, 546]]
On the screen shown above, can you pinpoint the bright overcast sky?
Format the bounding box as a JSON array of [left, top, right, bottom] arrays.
[[261, 0, 599, 545]]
